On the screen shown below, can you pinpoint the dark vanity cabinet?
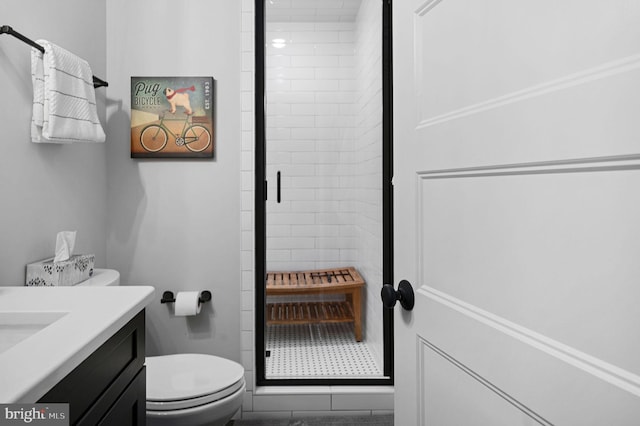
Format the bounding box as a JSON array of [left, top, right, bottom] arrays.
[[38, 310, 146, 425]]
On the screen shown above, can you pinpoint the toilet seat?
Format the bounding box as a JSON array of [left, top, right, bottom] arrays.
[[146, 353, 245, 411]]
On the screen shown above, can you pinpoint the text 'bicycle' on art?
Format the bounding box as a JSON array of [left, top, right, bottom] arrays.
[[131, 76, 215, 158]]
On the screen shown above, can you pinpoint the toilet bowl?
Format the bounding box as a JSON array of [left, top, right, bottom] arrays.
[[78, 270, 245, 426]]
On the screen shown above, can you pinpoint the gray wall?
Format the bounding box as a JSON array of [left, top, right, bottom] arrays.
[[0, 0, 242, 364], [0, 1, 108, 285], [105, 0, 242, 362]]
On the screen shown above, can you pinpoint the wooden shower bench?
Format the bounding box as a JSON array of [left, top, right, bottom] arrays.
[[266, 267, 365, 341]]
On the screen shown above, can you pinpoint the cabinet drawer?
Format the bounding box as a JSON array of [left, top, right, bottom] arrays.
[[39, 310, 145, 425], [97, 368, 145, 426]]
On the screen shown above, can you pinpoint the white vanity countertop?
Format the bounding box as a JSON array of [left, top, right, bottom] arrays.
[[0, 285, 155, 403]]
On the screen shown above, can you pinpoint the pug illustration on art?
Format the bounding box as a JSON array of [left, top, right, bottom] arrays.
[[164, 85, 195, 114]]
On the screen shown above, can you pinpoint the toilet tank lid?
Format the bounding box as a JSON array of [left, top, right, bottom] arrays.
[[77, 269, 120, 286], [146, 354, 245, 401]]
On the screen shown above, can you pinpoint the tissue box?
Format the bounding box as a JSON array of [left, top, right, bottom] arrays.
[[26, 255, 95, 286]]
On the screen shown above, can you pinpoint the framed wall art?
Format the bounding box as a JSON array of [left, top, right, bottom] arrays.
[[131, 76, 214, 158]]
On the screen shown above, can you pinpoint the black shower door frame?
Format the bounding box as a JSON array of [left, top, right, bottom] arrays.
[[255, 0, 394, 386]]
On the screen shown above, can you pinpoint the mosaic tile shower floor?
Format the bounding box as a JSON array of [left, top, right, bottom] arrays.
[[266, 323, 383, 379]]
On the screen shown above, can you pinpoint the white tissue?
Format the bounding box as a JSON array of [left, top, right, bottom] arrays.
[[174, 291, 203, 316], [54, 231, 76, 262]]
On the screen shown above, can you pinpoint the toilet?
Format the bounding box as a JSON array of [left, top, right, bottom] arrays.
[[79, 269, 246, 426]]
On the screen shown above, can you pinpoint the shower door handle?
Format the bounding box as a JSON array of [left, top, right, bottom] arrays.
[[381, 280, 415, 311], [277, 171, 281, 203]]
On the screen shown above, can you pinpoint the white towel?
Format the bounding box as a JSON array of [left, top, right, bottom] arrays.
[[31, 40, 105, 143]]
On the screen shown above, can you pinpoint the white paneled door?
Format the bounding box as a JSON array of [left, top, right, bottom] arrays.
[[392, 0, 640, 424]]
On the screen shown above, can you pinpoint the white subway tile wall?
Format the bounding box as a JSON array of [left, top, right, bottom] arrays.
[[264, 7, 358, 263], [240, 0, 392, 417], [353, 0, 385, 372], [240, 0, 256, 413]]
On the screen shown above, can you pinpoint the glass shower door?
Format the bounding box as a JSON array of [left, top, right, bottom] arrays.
[[262, 0, 389, 381]]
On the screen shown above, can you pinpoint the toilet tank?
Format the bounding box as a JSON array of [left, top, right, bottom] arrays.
[[77, 269, 120, 286]]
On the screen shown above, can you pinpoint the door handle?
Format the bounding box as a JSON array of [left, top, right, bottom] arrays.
[[277, 171, 281, 203], [381, 280, 414, 311]]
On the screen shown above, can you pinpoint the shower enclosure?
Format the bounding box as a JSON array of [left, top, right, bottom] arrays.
[[256, 0, 392, 384]]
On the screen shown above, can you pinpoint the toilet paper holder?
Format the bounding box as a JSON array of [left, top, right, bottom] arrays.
[[161, 290, 211, 305]]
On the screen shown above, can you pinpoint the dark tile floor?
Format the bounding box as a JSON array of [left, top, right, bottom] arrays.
[[229, 414, 393, 426]]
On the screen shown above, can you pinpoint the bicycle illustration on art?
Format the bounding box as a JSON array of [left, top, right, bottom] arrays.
[[139, 111, 211, 153]]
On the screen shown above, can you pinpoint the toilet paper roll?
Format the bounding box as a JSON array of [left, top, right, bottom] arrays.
[[174, 291, 202, 316]]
